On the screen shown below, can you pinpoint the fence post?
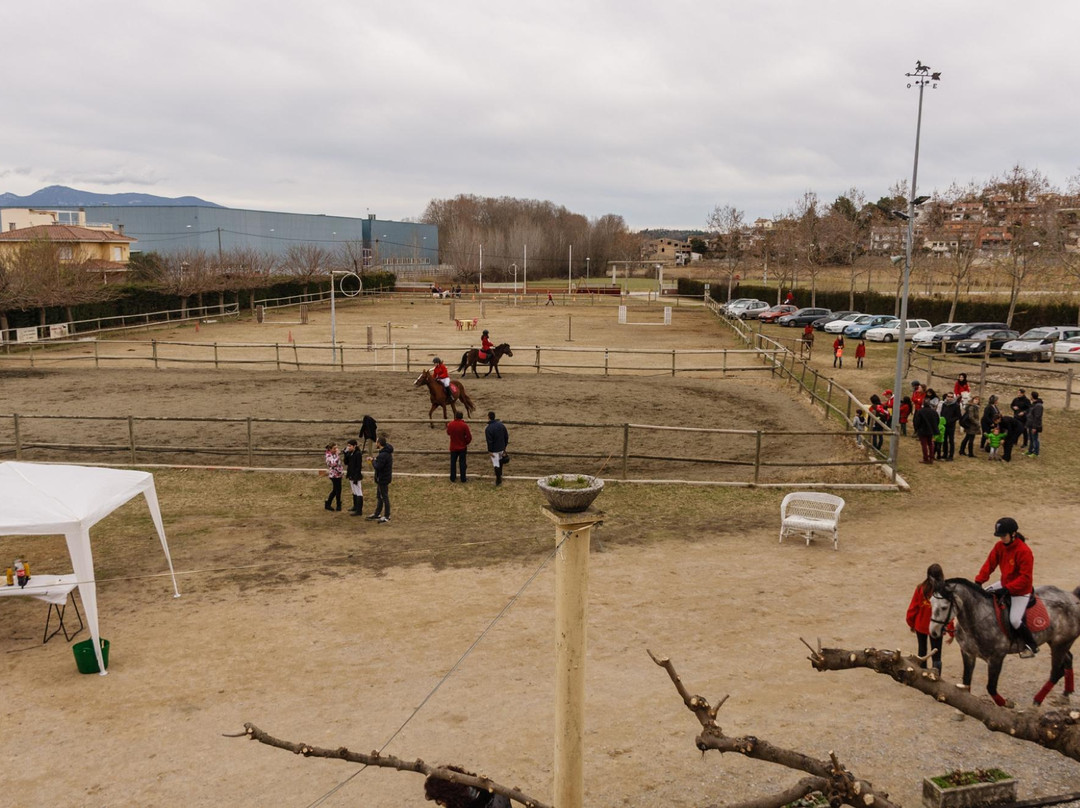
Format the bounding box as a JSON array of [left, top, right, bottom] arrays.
[[604, 349, 609, 376], [214, 342, 219, 369], [293, 342, 300, 369], [94, 341, 100, 369], [826, 380, 834, 416], [810, 370, 818, 404], [671, 350, 676, 377], [13, 413, 21, 460], [722, 349, 728, 376], [275, 343, 281, 371], [978, 360, 987, 401], [406, 346, 411, 372], [128, 416, 136, 463], [846, 395, 852, 421], [927, 354, 934, 387], [28, 343, 34, 368], [152, 340, 158, 370], [340, 345, 345, 371], [536, 346, 541, 373], [1067, 368, 1074, 410], [622, 424, 629, 479], [753, 430, 762, 485], [247, 417, 253, 468]]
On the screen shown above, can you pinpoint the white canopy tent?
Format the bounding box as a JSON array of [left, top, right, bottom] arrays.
[[0, 462, 180, 675]]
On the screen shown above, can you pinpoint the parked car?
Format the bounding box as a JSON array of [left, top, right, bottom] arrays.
[[953, 328, 1020, 357], [757, 304, 798, 323], [925, 322, 1011, 352], [721, 298, 755, 315], [1053, 337, 1080, 363], [1001, 326, 1080, 362], [822, 313, 867, 333], [865, 318, 933, 342], [813, 311, 859, 331], [911, 322, 965, 346], [844, 315, 899, 339], [777, 307, 832, 327], [734, 299, 771, 319]]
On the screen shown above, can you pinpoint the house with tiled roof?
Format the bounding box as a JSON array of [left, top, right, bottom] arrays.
[[0, 210, 136, 282]]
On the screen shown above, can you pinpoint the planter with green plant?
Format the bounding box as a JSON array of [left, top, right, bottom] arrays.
[[922, 768, 1016, 808], [537, 474, 604, 513]]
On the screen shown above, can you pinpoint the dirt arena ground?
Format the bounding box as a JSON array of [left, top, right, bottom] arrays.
[[2, 298, 1080, 807]]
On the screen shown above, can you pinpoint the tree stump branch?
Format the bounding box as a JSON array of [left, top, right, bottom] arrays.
[[808, 644, 1080, 762], [651, 650, 900, 808], [232, 723, 550, 808]]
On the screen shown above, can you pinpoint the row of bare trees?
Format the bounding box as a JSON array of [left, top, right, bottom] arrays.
[[709, 165, 1080, 325], [422, 194, 643, 284]]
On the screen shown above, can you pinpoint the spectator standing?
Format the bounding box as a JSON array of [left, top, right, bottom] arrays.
[[1011, 389, 1031, 448], [954, 373, 970, 399], [343, 439, 365, 515], [484, 410, 510, 487], [980, 394, 1001, 450], [367, 436, 394, 523], [324, 443, 344, 512], [855, 339, 866, 369], [785, 290, 795, 305], [545, 292, 555, 306], [924, 388, 941, 412], [912, 382, 926, 412], [907, 563, 945, 673], [939, 392, 962, 461], [899, 396, 912, 436], [852, 409, 868, 447], [832, 335, 844, 369], [958, 394, 981, 457], [913, 399, 940, 464], [868, 394, 887, 451], [1025, 391, 1043, 457], [446, 411, 472, 482]]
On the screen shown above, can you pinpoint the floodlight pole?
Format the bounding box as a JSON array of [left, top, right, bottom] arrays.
[[889, 61, 940, 472]]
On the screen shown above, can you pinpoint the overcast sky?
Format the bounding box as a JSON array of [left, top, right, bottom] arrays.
[[2, 1, 1078, 230]]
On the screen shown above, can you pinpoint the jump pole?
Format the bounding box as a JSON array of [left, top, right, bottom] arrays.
[[542, 504, 604, 808]]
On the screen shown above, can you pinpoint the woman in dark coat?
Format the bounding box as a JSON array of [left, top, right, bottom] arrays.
[[980, 394, 1000, 450]]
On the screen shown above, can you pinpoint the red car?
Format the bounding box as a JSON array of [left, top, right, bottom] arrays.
[[757, 304, 798, 323]]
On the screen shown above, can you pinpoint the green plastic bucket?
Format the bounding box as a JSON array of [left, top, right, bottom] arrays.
[[73, 638, 109, 674]]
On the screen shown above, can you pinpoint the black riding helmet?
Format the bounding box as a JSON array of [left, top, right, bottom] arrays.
[[994, 517, 1019, 537], [482, 329, 489, 336]]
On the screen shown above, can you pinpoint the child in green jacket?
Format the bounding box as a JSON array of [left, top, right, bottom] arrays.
[[933, 415, 946, 459]]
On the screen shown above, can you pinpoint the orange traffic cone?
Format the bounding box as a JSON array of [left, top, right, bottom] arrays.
[[195, 321, 200, 333], [287, 330, 293, 343]]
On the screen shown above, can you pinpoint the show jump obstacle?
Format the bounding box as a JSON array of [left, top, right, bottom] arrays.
[[256, 304, 309, 325], [618, 305, 671, 325]]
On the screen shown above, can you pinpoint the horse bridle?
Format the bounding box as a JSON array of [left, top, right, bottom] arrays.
[[929, 589, 955, 631]]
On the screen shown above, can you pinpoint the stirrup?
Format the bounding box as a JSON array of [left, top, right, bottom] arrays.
[[1020, 647, 1037, 659]]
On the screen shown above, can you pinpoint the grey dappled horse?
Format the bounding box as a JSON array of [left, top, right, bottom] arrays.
[[930, 577, 1080, 706]]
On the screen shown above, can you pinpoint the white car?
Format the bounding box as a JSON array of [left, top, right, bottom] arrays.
[[865, 318, 933, 343], [821, 313, 866, 333], [721, 298, 754, 315], [911, 322, 965, 345], [1002, 326, 1080, 362], [727, 299, 770, 318], [1054, 337, 1080, 363]]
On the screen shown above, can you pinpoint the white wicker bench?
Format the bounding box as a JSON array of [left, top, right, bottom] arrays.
[[779, 492, 845, 550]]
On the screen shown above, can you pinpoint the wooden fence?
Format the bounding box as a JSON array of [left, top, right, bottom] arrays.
[[907, 351, 1076, 409], [0, 411, 897, 489]]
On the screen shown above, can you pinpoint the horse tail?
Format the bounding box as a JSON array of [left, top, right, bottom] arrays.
[[458, 388, 475, 417], [1074, 586, 1080, 602], [456, 351, 469, 373]]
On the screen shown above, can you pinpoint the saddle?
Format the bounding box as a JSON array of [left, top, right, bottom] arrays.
[[477, 350, 489, 363], [992, 592, 1051, 638]]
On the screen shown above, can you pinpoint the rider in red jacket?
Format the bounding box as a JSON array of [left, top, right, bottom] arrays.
[[479, 330, 494, 362], [975, 516, 1038, 656], [432, 357, 452, 400]]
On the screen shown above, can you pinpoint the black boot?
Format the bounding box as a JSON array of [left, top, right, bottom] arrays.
[[495, 466, 503, 486], [1017, 623, 1039, 657], [349, 495, 361, 515]]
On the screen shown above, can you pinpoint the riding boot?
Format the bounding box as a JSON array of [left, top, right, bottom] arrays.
[[1016, 623, 1039, 657], [350, 496, 364, 517], [494, 466, 503, 486]]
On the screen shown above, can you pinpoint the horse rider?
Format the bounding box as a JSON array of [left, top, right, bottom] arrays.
[[478, 329, 494, 363], [974, 516, 1039, 657], [432, 357, 453, 401]]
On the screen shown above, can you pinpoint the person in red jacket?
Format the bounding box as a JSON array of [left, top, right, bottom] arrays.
[[479, 329, 494, 363], [907, 563, 945, 673], [975, 517, 1038, 657], [446, 411, 472, 482], [431, 357, 452, 401], [855, 339, 866, 369]]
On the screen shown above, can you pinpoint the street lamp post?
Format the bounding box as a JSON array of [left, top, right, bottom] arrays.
[[511, 263, 518, 293], [889, 60, 941, 471], [585, 256, 590, 287], [479, 244, 483, 294]]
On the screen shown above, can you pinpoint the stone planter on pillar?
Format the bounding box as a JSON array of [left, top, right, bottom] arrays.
[[922, 771, 1017, 808], [537, 474, 604, 513]]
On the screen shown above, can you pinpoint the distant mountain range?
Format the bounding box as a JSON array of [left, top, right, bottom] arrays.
[[0, 185, 222, 208]]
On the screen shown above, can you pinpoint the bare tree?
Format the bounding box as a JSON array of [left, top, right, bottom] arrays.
[[159, 250, 214, 318], [706, 204, 745, 299], [283, 244, 335, 294]]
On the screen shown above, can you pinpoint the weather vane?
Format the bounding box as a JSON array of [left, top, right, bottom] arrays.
[[906, 60, 941, 89]]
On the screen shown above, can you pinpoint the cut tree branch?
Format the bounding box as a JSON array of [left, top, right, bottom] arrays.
[[231, 723, 550, 808], [649, 649, 900, 808], [806, 643, 1080, 762]]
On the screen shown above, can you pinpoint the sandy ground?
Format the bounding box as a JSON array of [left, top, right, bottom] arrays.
[[2, 298, 1079, 807]]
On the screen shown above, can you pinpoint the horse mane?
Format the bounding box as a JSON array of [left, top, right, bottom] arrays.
[[943, 577, 993, 599]]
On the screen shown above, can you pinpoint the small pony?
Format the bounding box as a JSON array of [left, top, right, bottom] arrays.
[[457, 343, 513, 378], [414, 369, 476, 428]]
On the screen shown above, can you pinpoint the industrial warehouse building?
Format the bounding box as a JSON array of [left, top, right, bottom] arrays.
[[0, 205, 438, 270]]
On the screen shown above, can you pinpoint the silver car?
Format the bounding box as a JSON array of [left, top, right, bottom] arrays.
[[1002, 326, 1080, 362]]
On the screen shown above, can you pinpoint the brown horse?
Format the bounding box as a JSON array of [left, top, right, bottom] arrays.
[[457, 343, 513, 378], [414, 369, 476, 427]]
